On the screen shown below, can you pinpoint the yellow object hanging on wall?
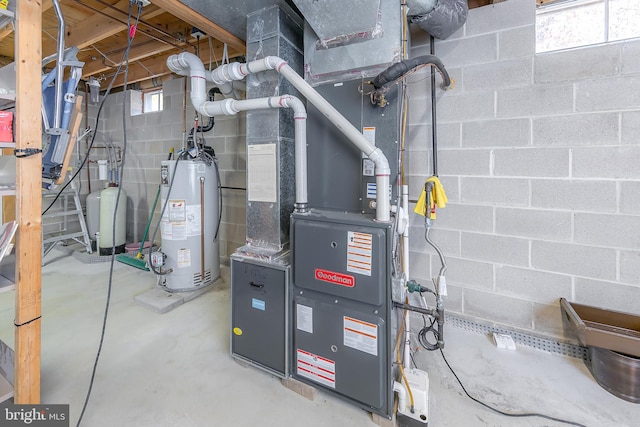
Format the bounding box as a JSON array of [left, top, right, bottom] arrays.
[[414, 176, 448, 220]]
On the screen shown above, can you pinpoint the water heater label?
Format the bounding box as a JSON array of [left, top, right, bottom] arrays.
[[314, 269, 355, 287], [347, 231, 372, 276], [168, 199, 186, 221], [177, 248, 191, 268], [296, 304, 313, 334], [186, 204, 201, 236], [297, 349, 335, 389], [161, 221, 187, 241], [343, 316, 378, 356]]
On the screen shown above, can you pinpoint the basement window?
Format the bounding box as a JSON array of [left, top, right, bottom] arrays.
[[536, 0, 640, 53], [130, 89, 164, 116]]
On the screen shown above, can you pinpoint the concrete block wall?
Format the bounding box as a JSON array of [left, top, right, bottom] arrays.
[[406, 0, 640, 339], [80, 77, 247, 262]]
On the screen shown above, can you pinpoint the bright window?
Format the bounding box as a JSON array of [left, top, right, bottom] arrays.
[[130, 89, 163, 116], [144, 89, 163, 113], [536, 0, 640, 53]]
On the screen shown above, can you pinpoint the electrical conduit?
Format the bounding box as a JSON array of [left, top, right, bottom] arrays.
[[402, 184, 411, 370], [169, 53, 392, 222]]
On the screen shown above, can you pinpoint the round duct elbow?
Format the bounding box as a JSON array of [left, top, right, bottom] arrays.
[[409, 0, 468, 40]]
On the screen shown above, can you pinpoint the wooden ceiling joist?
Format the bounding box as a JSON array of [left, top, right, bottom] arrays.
[[149, 0, 246, 53], [83, 35, 231, 79], [106, 42, 243, 89], [42, 0, 165, 58]]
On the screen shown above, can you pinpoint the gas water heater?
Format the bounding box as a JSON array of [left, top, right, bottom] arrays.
[[157, 157, 220, 292]]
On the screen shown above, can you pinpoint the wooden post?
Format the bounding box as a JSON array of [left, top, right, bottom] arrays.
[[14, 0, 42, 404]]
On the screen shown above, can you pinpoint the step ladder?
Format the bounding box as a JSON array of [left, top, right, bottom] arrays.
[[42, 178, 92, 259]]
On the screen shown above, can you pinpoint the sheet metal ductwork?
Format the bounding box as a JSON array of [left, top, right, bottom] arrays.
[[408, 0, 468, 40]]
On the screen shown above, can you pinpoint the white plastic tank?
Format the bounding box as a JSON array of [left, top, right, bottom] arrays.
[[159, 158, 220, 292], [86, 190, 101, 241], [99, 185, 127, 255]]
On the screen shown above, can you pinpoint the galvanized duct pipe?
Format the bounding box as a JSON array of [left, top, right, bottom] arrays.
[[208, 56, 392, 222], [408, 0, 468, 40]]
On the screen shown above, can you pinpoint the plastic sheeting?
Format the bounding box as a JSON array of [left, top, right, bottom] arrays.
[[409, 0, 468, 40]]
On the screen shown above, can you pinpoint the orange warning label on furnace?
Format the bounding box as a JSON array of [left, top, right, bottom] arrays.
[[344, 316, 378, 356], [347, 231, 372, 276], [297, 349, 336, 389]]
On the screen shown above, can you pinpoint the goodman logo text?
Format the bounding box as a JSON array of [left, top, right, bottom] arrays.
[[314, 269, 355, 287]]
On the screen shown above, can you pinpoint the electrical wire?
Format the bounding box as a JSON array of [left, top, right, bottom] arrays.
[[439, 349, 587, 427], [75, 4, 142, 426], [147, 154, 182, 276], [417, 312, 439, 352], [213, 156, 223, 240]]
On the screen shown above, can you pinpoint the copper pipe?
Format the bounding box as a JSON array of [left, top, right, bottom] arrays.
[[199, 176, 205, 284]]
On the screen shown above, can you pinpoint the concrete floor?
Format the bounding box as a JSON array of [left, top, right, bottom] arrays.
[[0, 249, 637, 426]]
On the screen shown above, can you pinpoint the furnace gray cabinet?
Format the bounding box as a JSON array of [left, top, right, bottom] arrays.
[[231, 256, 289, 377], [290, 210, 395, 419]]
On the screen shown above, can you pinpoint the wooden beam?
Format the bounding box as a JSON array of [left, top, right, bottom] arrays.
[[55, 96, 82, 185], [83, 36, 229, 78], [468, 0, 494, 9], [150, 0, 245, 52], [0, 0, 52, 43], [14, 0, 43, 404], [42, 0, 165, 58]]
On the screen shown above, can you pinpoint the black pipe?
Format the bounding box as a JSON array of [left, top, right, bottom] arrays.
[[393, 301, 438, 318], [393, 300, 445, 349], [430, 36, 439, 177], [371, 54, 451, 107], [371, 55, 451, 89], [189, 87, 221, 137], [437, 303, 445, 349]]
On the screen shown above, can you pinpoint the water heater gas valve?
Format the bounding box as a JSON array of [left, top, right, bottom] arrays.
[[150, 251, 166, 268]]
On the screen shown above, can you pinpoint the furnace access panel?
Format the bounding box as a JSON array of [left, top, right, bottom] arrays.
[[290, 210, 394, 418]]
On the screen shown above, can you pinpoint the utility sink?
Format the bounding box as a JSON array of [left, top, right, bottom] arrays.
[[560, 298, 640, 403], [560, 298, 640, 357]]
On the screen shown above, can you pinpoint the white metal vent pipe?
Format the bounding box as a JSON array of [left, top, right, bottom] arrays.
[[210, 56, 392, 222], [166, 52, 242, 99], [209, 95, 308, 211], [166, 52, 309, 209]]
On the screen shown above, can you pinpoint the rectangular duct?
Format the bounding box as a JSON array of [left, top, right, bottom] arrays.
[[291, 0, 381, 42], [238, 4, 304, 259], [301, 0, 401, 85]]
